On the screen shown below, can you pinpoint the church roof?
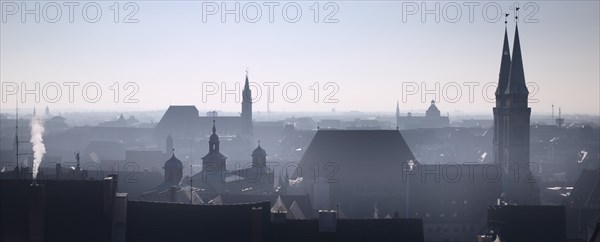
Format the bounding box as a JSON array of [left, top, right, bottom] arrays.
[[296, 129, 415, 181]]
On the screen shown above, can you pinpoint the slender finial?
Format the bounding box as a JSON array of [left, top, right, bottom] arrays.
[[258, 140, 261, 147], [515, 7, 520, 22], [505, 13, 509, 24]]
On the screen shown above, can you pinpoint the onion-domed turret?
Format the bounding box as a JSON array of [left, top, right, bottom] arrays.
[[163, 149, 183, 184], [251, 142, 267, 167], [252, 144, 266, 157]]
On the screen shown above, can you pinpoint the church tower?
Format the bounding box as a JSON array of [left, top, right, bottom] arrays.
[[494, 19, 540, 205], [202, 120, 227, 172], [241, 73, 253, 136], [493, 24, 512, 175]]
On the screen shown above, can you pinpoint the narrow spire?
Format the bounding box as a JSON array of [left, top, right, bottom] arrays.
[[243, 70, 251, 102], [495, 24, 512, 97], [504, 23, 529, 96], [396, 101, 400, 117]]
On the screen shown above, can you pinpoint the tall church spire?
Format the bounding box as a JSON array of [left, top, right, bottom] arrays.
[[495, 16, 539, 205], [504, 24, 529, 99], [241, 71, 253, 136], [495, 25, 512, 99]]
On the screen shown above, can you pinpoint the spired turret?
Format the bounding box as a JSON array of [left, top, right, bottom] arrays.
[[202, 120, 227, 172]]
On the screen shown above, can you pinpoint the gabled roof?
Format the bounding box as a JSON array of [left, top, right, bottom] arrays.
[[296, 130, 415, 180], [156, 105, 200, 130]]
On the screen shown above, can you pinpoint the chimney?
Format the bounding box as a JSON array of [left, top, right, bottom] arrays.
[[111, 193, 128, 242], [251, 207, 264, 242], [28, 183, 45, 242], [55, 163, 62, 180], [318, 210, 337, 232], [103, 177, 115, 217], [108, 174, 119, 192], [168, 186, 178, 203]]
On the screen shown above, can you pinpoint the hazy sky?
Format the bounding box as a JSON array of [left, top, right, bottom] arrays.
[[1, 1, 599, 116]]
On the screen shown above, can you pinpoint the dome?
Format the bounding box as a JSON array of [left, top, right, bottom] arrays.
[[164, 154, 183, 169], [252, 144, 267, 157]]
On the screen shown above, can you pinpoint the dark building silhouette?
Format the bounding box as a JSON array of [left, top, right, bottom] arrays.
[[493, 23, 540, 205], [0, 177, 126, 242], [252, 142, 267, 167], [487, 205, 566, 242]]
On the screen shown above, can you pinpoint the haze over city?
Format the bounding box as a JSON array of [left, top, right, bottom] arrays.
[[0, 1, 599, 242]]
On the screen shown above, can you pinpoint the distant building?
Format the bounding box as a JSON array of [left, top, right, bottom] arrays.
[[98, 114, 139, 127], [396, 100, 450, 129], [155, 73, 254, 140]]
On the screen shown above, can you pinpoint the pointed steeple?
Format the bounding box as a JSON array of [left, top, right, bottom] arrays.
[[209, 119, 220, 152], [243, 72, 251, 102], [495, 25, 512, 97], [241, 70, 253, 136], [395, 101, 400, 118], [504, 24, 529, 96]]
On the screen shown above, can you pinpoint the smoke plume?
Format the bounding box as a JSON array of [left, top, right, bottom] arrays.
[[30, 115, 46, 180]]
